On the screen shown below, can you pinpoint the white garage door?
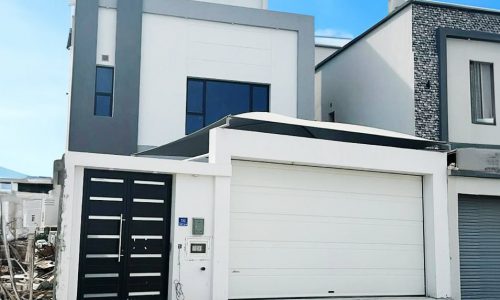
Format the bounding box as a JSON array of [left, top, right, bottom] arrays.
[[229, 161, 425, 299]]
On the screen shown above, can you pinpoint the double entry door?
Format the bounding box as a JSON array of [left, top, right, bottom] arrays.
[[77, 169, 172, 300]]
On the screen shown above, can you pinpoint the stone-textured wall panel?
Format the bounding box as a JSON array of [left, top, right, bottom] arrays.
[[412, 4, 500, 140]]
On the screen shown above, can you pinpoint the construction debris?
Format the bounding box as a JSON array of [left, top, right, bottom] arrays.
[[0, 200, 55, 300]]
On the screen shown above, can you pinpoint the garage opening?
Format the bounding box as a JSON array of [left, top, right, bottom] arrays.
[[458, 194, 500, 299], [229, 160, 425, 299]]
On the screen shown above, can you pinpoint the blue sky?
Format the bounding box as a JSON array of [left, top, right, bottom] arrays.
[[1, 0, 500, 176]]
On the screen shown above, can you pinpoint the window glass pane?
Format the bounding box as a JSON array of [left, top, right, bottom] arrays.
[[205, 81, 250, 124], [480, 63, 494, 121], [186, 114, 204, 134], [187, 80, 204, 114], [95, 95, 112, 116], [252, 86, 269, 112], [470, 62, 481, 120], [96, 67, 113, 93]]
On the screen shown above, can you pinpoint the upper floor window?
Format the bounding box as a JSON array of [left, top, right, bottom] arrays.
[[94, 66, 114, 117], [186, 78, 270, 134], [470, 61, 496, 125]]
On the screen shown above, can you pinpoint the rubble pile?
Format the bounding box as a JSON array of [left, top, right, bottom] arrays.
[[0, 237, 55, 300]]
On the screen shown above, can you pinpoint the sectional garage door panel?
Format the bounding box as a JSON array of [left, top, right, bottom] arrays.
[[229, 161, 425, 299], [459, 195, 500, 299]]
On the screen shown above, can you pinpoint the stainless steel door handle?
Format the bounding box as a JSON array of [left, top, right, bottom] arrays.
[[118, 213, 124, 262]]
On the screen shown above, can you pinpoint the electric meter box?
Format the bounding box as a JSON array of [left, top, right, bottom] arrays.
[[186, 237, 211, 261]]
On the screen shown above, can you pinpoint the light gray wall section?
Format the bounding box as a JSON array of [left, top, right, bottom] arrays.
[[69, 0, 143, 155], [102, 0, 315, 120]]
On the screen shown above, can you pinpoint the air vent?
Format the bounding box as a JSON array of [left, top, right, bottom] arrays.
[[102, 55, 109, 62]]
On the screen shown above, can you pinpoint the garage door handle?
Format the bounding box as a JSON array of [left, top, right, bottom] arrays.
[[118, 213, 124, 262]]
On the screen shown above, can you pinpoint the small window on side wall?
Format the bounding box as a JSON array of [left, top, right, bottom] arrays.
[[470, 61, 496, 125], [94, 66, 114, 117]]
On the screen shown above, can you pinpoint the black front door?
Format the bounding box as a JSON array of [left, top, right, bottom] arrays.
[[77, 169, 172, 300]]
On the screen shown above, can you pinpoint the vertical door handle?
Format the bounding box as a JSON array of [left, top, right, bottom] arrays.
[[118, 213, 124, 262]]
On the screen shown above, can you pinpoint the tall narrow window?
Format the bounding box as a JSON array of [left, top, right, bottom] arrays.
[[185, 78, 270, 134], [470, 61, 496, 125], [94, 66, 114, 117]]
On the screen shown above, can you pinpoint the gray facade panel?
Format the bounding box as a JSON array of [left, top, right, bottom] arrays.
[[113, 0, 143, 154], [68, 0, 99, 153], [69, 0, 143, 155], [412, 3, 500, 141]]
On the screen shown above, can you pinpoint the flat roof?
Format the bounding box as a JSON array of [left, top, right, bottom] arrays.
[[316, 0, 500, 70], [136, 113, 444, 158], [315, 36, 351, 49]]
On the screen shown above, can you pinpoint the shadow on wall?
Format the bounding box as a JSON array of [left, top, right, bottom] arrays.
[[320, 42, 415, 136]]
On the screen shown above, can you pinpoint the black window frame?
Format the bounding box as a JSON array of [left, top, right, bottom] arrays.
[[94, 65, 115, 117], [469, 60, 496, 126], [185, 78, 270, 134]]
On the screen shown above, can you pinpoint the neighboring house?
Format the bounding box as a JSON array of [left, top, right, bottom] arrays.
[[66, 0, 314, 155], [314, 36, 350, 66], [0, 175, 53, 237], [316, 0, 500, 298]]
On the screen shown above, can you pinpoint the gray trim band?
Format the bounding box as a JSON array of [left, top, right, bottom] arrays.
[[451, 142, 500, 150], [451, 169, 500, 179], [437, 28, 500, 143]]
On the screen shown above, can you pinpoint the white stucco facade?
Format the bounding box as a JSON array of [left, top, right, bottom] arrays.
[[92, 6, 301, 150], [95, 8, 116, 67], [137, 14, 298, 147], [56, 126, 451, 300], [315, 6, 415, 134], [446, 38, 500, 145]]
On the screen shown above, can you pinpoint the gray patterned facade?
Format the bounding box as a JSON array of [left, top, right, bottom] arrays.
[[412, 3, 500, 141]]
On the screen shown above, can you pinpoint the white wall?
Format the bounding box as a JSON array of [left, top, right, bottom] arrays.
[[447, 38, 500, 145], [169, 174, 215, 300], [315, 6, 415, 134], [41, 187, 60, 228], [55, 152, 230, 300], [95, 7, 116, 66], [315, 46, 338, 66], [192, 0, 268, 9], [447, 176, 500, 300], [57, 127, 451, 300], [138, 14, 298, 147]]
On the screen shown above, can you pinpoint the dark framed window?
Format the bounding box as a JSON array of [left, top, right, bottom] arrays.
[[94, 66, 114, 117], [470, 61, 496, 125], [186, 78, 270, 134]]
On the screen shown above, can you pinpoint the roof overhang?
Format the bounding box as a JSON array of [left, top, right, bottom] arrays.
[[136, 113, 445, 158]]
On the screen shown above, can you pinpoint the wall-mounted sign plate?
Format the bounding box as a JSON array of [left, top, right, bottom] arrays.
[[178, 217, 188, 226], [192, 218, 205, 235]]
